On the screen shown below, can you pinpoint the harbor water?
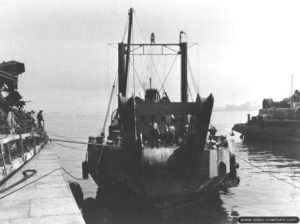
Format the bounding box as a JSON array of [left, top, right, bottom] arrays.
[[46, 111, 300, 224]]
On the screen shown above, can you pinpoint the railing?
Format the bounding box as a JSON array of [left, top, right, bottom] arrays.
[[0, 129, 48, 185], [0, 122, 38, 135]]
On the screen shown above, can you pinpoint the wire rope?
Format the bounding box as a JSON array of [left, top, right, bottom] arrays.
[[52, 142, 86, 152], [129, 59, 145, 93], [187, 57, 199, 95], [160, 55, 178, 92]]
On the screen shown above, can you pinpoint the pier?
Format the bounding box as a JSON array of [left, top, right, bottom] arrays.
[[0, 136, 85, 224]]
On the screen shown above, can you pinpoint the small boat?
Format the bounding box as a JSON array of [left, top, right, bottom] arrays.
[[83, 8, 238, 202], [232, 90, 300, 142]]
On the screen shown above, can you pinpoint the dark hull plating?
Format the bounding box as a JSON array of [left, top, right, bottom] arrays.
[[233, 121, 300, 142]]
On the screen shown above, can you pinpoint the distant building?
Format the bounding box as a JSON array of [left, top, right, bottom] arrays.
[[214, 101, 260, 112]]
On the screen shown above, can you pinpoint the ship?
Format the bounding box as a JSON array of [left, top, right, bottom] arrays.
[[83, 8, 238, 202], [0, 60, 47, 184], [232, 90, 300, 142]]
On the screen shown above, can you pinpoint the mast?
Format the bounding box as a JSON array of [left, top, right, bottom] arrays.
[[118, 8, 133, 98], [118, 43, 125, 97], [124, 8, 134, 97], [180, 32, 188, 103]]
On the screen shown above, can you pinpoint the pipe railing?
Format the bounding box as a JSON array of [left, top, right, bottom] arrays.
[[0, 130, 48, 185]]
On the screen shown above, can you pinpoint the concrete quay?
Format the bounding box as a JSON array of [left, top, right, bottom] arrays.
[[0, 143, 85, 224]]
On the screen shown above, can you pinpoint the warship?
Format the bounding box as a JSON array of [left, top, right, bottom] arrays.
[[83, 8, 238, 202], [233, 90, 300, 142]]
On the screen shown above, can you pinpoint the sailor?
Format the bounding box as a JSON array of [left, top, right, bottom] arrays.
[[37, 110, 44, 131], [208, 125, 217, 140], [184, 114, 192, 134], [149, 118, 159, 148], [153, 121, 159, 148], [161, 124, 169, 146], [150, 33, 155, 44], [30, 110, 36, 131], [169, 124, 176, 145], [30, 111, 36, 123], [6, 107, 18, 134]]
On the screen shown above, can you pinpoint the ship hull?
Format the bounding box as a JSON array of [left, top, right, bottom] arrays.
[[87, 142, 235, 200], [233, 121, 300, 142]]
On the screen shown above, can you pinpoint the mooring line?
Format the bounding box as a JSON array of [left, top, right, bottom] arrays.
[[47, 130, 88, 140], [52, 141, 86, 152], [50, 138, 103, 146]]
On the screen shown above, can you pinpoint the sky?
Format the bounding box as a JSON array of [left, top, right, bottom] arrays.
[[1, 0, 300, 115]]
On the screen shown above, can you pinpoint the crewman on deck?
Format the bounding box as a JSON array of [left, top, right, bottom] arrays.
[[150, 118, 159, 148], [169, 124, 176, 145], [30, 111, 35, 123], [6, 108, 18, 134], [37, 110, 44, 131], [161, 124, 169, 146], [30, 110, 36, 131], [153, 121, 159, 148]]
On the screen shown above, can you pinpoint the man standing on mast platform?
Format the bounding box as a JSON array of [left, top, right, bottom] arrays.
[[150, 33, 155, 44]]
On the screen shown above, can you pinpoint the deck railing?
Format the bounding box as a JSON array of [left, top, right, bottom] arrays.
[[0, 130, 48, 185]]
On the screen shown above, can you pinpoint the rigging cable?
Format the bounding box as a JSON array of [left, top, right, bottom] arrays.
[[188, 84, 193, 101], [129, 59, 146, 93], [107, 43, 110, 100], [133, 11, 146, 43], [121, 15, 128, 42], [187, 57, 199, 95], [160, 55, 178, 92], [133, 11, 166, 94], [197, 43, 200, 93], [139, 54, 146, 87], [150, 56, 166, 94], [101, 78, 116, 135]]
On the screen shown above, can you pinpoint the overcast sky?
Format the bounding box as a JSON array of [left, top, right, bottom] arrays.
[[1, 0, 300, 114]]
